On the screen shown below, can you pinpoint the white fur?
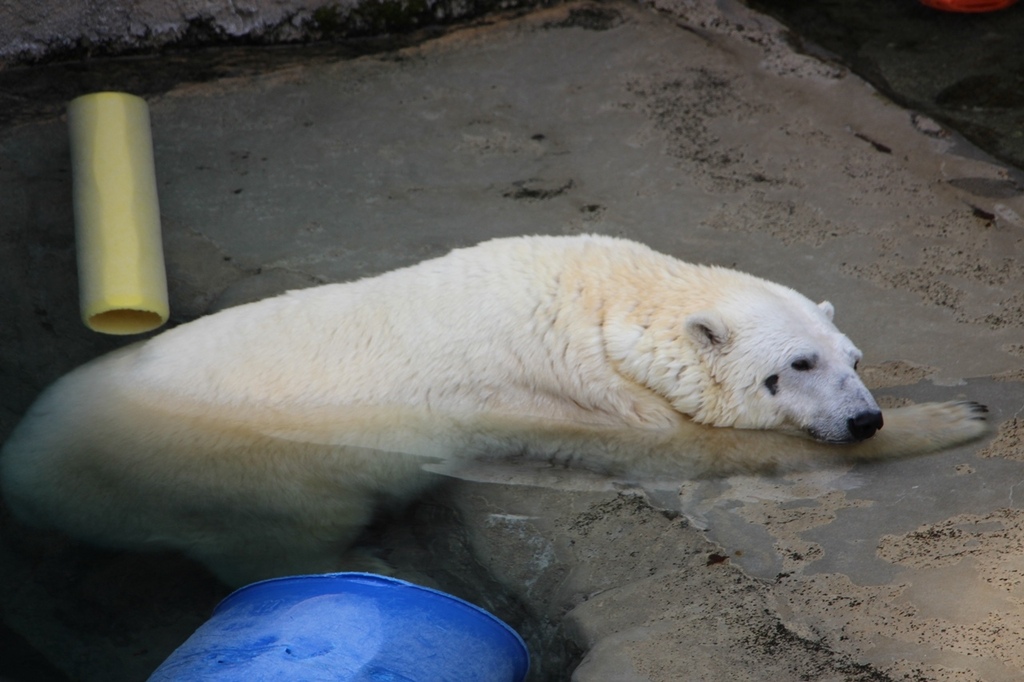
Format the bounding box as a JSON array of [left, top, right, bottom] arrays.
[[0, 235, 987, 585]]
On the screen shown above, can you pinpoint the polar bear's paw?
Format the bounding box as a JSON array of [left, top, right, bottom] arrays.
[[854, 400, 990, 459]]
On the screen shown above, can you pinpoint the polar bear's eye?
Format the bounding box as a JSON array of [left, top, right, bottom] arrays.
[[791, 358, 813, 371], [764, 374, 779, 395]]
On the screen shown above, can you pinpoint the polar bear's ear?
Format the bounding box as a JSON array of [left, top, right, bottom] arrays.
[[686, 311, 730, 350], [818, 301, 835, 321]]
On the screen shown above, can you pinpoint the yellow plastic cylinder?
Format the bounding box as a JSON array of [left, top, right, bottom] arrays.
[[68, 92, 169, 335]]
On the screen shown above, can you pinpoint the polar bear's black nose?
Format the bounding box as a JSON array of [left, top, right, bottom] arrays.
[[848, 410, 884, 441]]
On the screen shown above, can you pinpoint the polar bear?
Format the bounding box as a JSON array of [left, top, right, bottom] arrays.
[[0, 235, 987, 586]]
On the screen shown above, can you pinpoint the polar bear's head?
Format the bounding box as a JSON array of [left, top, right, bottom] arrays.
[[611, 273, 883, 443], [677, 285, 882, 443]]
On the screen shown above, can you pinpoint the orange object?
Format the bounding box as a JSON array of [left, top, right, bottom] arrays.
[[920, 0, 1017, 11]]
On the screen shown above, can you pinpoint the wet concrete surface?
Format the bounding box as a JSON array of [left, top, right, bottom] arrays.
[[2, 0, 1024, 679]]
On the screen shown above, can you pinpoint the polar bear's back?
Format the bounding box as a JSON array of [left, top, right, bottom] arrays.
[[121, 234, 687, 417]]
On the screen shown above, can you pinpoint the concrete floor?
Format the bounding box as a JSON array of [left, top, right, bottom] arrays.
[[2, 0, 1024, 679]]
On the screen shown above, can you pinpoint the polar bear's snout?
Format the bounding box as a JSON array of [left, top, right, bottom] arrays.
[[848, 410, 884, 441]]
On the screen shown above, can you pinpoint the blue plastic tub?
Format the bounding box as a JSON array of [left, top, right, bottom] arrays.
[[148, 572, 530, 681]]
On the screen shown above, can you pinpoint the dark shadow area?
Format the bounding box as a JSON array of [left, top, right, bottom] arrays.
[[747, 0, 1024, 170]]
